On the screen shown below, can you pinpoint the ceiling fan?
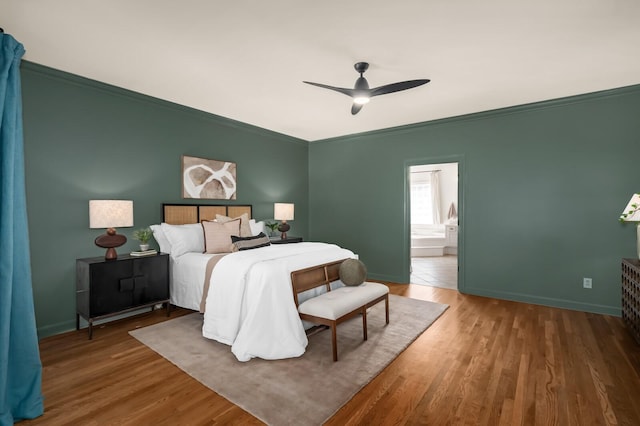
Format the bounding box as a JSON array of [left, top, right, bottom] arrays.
[[303, 62, 430, 115]]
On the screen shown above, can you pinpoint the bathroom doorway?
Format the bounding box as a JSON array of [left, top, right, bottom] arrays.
[[409, 162, 459, 290]]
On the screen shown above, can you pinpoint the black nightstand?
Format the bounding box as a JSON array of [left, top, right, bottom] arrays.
[[270, 236, 303, 244], [76, 253, 170, 339]]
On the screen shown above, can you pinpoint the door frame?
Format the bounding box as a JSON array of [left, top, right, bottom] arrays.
[[404, 155, 465, 291]]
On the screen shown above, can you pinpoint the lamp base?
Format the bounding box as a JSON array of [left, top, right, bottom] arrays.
[[95, 228, 127, 260], [278, 222, 290, 240], [104, 247, 118, 260]]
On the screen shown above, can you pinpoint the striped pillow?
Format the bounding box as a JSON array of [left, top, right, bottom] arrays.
[[231, 232, 271, 252]]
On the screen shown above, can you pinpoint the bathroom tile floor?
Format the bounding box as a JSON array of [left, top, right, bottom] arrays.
[[410, 255, 458, 290]]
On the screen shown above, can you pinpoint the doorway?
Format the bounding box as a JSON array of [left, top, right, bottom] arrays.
[[408, 162, 459, 290]]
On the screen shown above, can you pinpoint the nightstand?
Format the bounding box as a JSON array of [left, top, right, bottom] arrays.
[[76, 253, 170, 339], [270, 236, 303, 244]]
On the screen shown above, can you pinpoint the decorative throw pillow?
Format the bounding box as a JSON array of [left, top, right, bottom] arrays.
[[202, 218, 241, 253], [339, 258, 367, 286], [216, 213, 252, 237], [231, 232, 271, 252], [160, 223, 205, 257]]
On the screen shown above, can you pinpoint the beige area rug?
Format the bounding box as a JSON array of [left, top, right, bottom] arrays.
[[129, 294, 448, 426]]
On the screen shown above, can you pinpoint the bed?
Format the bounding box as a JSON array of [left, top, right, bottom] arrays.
[[152, 203, 355, 362]]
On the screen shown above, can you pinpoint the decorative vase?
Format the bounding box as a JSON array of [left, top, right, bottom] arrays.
[[139, 244, 150, 251], [637, 224, 640, 260]]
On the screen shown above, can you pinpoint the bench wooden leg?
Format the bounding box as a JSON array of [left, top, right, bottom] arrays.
[[385, 295, 389, 324], [362, 307, 368, 341], [331, 323, 338, 362]]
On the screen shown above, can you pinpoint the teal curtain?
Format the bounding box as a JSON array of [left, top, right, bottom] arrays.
[[0, 33, 44, 424]]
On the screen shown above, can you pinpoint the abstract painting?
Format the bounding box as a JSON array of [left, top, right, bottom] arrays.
[[182, 155, 237, 200]]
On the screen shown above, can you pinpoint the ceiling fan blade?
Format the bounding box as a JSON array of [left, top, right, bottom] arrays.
[[351, 103, 364, 115], [303, 81, 355, 98], [370, 79, 430, 97]]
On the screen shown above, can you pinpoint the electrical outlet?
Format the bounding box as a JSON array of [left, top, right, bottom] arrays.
[[583, 278, 592, 289]]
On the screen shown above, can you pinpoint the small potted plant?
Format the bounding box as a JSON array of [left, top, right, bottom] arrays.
[[265, 221, 279, 237], [132, 227, 153, 251]]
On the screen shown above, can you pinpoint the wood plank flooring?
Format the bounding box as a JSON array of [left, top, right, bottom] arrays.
[[21, 285, 640, 425]]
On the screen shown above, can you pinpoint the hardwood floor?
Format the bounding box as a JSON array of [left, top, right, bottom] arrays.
[[22, 285, 640, 425]]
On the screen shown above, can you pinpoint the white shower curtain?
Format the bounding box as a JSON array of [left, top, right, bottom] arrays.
[[430, 171, 442, 225]]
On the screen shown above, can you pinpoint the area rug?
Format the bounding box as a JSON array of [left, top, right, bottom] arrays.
[[129, 294, 448, 425]]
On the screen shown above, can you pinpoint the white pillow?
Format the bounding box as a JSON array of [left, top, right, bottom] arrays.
[[249, 219, 265, 236], [150, 224, 171, 254], [160, 223, 205, 257]]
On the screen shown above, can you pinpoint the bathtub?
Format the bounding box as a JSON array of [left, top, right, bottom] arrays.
[[411, 229, 446, 257]]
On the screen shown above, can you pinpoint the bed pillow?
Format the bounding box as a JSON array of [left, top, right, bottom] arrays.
[[202, 218, 241, 253], [216, 213, 252, 237], [339, 258, 367, 286], [249, 219, 265, 236], [231, 232, 271, 252], [149, 224, 171, 254], [160, 223, 205, 257]]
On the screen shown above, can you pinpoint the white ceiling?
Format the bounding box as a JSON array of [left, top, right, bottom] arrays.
[[4, 1, 640, 141]]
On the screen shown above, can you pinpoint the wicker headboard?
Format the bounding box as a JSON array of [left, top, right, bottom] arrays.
[[162, 203, 252, 225]]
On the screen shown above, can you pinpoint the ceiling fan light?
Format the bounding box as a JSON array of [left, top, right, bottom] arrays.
[[354, 96, 370, 105]]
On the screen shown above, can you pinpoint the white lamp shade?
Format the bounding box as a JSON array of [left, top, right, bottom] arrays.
[[89, 200, 134, 229], [274, 203, 294, 221], [620, 194, 640, 222]]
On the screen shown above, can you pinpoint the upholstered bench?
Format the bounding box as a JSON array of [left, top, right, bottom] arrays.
[[291, 259, 390, 361]]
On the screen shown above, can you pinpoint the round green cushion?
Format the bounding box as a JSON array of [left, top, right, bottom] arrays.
[[339, 259, 367, 286]]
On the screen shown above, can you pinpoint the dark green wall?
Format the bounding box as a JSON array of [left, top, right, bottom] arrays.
[[21, 62, 309, 337], [21, 59, 640, 336], [309, 85, 640, 316]]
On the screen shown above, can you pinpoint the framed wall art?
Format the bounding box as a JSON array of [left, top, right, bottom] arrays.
[[182, 155, 237, 200]]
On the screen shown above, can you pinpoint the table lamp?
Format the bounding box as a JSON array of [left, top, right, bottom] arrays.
[[274, 203, 294, 239], [89, 200, 134, 260], [620, 193, 640, 259]]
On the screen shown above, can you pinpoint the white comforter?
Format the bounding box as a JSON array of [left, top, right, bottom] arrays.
[[202, 242, 354, 362]]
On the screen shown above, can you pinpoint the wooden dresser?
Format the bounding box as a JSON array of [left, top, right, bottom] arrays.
[[622, 258, 640, 344]]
